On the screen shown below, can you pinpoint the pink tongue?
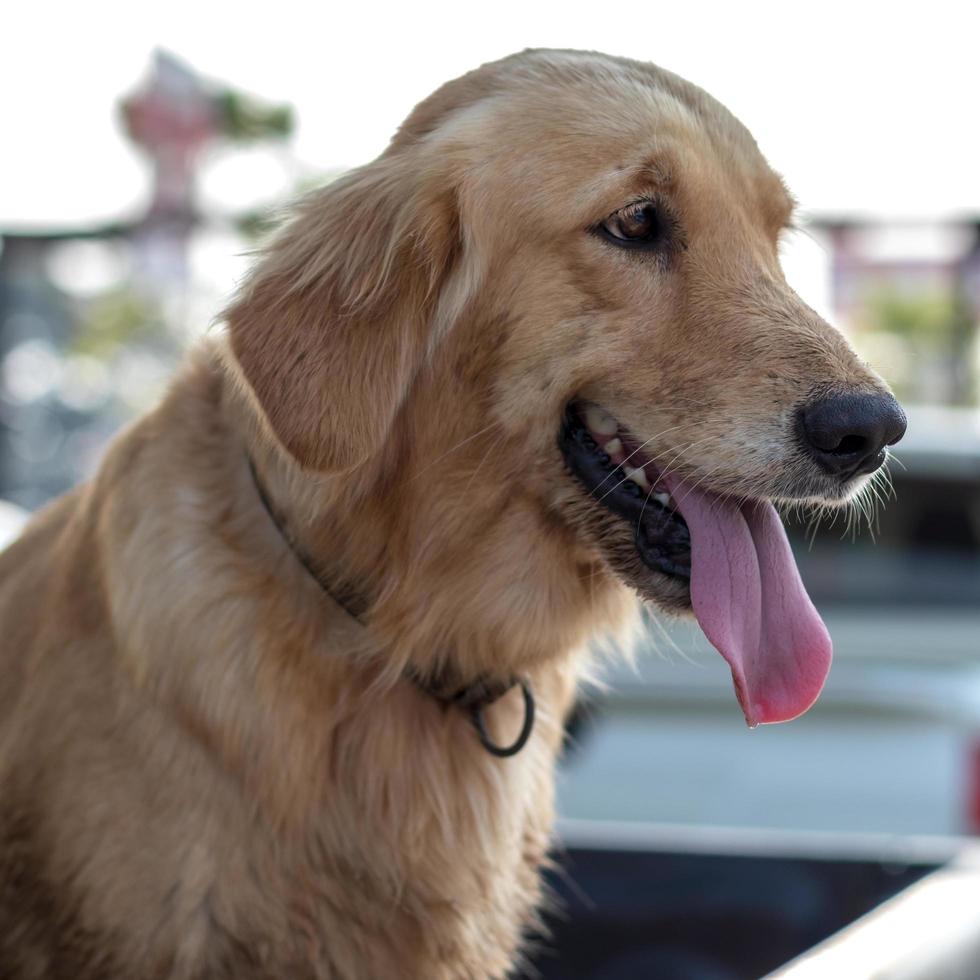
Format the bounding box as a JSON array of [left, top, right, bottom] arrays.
[[660, 474, 832, 726]]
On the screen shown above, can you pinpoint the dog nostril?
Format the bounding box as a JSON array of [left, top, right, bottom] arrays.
[[834, 433, 869, 455], [799, 391, 907, 478]]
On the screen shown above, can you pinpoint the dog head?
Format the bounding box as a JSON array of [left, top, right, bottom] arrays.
[[225, 50, 905, 723]]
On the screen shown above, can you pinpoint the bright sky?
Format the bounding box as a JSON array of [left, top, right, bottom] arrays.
[[3, 0, 979, 229]]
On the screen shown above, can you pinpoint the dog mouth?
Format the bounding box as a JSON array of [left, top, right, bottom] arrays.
[[558, 399, 834, 728], [558, 403, 693, 581]]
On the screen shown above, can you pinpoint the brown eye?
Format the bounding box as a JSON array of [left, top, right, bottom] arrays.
[[598, 200, 667, 250]]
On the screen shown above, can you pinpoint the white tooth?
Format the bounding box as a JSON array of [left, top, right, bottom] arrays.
[[625, 466, 650, 490], [653, 491, 671, 507], [603, 438, 623, 456], [585, 405, 618, 435]]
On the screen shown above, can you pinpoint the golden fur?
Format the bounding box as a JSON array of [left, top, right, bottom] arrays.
[[0, 49, 891, 978]]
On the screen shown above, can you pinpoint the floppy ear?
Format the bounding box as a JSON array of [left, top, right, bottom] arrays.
[[225, 155, 460, 471]]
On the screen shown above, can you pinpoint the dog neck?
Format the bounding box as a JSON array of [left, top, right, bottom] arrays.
[[245, 450, 537, 758], [222, 332, 636, 736], [246, 452, 371, 621]]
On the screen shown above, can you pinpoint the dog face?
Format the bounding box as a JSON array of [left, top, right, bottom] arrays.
[[428, 54, 905, 611], [227, 50, 904, 723]]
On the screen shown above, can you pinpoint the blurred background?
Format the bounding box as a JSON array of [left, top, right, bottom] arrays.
[[2, 3, 979, 976]]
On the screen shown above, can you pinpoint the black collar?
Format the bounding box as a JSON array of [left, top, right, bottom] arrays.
[[246, 455, 535, 758]]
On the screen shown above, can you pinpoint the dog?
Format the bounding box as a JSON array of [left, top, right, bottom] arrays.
[[0, 48, 905, 978]]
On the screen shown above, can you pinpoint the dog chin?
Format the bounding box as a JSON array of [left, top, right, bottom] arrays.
[[775, 470, 875, 510], [595, 512, 694, 612], [620, 563, 693, 615]]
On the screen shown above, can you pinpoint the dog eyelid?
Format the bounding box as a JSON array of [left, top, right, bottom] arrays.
[[602, 197, 654, 222], [592, 197, 672, 252]]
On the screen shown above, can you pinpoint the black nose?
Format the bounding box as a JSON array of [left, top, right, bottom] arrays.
[[799, 392, 907, 478]]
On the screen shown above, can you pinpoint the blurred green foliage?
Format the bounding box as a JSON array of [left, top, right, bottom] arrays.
[[862, 285, 977, 405], [216, 90, 294, 143], [73, 289, 164, 357], [862, 288, 958, 348]]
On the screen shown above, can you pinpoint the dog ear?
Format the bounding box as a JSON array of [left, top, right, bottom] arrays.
[[225, 156, 460, 471]]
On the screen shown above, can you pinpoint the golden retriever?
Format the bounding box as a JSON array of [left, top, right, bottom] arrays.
[[0, 48, 905, 978]]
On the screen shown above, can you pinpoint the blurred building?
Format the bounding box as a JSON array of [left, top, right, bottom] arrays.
[[0, 51, 293, 508], [813, 217, 980, 407]]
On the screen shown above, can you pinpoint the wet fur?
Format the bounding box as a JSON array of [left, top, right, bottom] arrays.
[[0, 49, 890, 978]]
